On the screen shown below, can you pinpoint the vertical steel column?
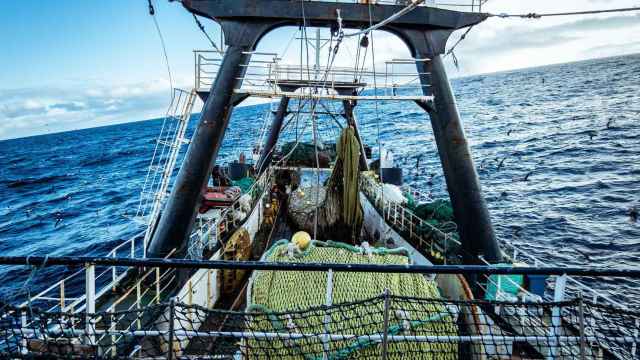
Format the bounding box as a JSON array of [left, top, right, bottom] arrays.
[[148, 45, 252, 258], [342, 100, 369, 170], [415, 54, 500, 263], [257, 96, 290, 174]]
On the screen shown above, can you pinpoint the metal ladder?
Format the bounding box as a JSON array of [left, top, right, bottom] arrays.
[[137, 88, 198, 257]]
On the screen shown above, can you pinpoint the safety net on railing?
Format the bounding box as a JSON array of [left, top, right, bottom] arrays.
[[2, 294, 639, 359]]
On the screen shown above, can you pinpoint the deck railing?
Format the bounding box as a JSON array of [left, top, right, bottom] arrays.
[[186, 166, 275, 260], [501, 241, 629, 310], [194, 50, 432, 101], [2, 259, 639, 359], [360, 173, 461, 263], [361, 172, 636, 318], [305, 0, 488, 13]]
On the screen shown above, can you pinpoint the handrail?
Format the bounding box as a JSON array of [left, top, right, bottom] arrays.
[[361, 173, 635, 312], [194, 50, 430, 98], [500, 241, 627, 309], [4, 256, 640, 278], [360, 173, 460, 262], [18, 232, 144, 311], [187, 166, 274, 260]]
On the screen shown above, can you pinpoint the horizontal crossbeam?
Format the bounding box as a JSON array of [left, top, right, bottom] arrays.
[[234, 88, 434, 102], [184, 0, 488, 31], [2, 255, 640, 277], [13, 328, 635, 345]]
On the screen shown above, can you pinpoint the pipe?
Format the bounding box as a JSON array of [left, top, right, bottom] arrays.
[[147, 45, 252, 258], [3, 256, 640, 278], [257, 96, 289, 174], [415, 54, 501, 263]]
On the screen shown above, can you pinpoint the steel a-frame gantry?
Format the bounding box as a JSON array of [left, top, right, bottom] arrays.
[[148, 0, 500, 266]]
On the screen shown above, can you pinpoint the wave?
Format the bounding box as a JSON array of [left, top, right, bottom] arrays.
[[4, 175, 73, 189]]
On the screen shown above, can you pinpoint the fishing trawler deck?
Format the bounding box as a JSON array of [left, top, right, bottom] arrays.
[[2, 0, 640, 359]]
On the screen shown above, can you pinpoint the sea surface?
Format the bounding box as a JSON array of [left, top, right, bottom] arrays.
[[1, 54, 639, 304]]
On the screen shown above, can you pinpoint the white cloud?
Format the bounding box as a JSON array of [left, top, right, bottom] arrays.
[[2, 1, 639, 139], [0, 77, 195, 140]]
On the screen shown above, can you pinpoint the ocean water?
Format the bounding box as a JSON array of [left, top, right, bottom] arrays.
[[1, 54, 639, 303]]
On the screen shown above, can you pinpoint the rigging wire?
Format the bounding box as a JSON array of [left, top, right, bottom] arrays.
[[356, 37, 369, 86], [490, 6, 640, 19], [447, 6, 640, 68], [295, 0, 348, 241], [192, 14, 221, 52], [444, 25, 475, 70], [366, 2, 383, 187], [280, 28, 300, 58], [343, 0, 426, 38], [353, 33, 363, 82], [148, 0, 174, 97]]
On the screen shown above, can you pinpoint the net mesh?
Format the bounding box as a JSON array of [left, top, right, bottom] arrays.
[[2, 294, 639, 359]]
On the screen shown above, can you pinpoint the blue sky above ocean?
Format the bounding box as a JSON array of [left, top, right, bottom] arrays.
[[1, 0, 639, 140]]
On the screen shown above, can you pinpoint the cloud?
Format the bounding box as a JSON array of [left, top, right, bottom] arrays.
[[461, 14, 640, 54], [583, 40, 640, 58], [49, 101, 87, 112], [0, 79, 192, 140], [443, 13, 640, 75], [2, 4, 639, 140]]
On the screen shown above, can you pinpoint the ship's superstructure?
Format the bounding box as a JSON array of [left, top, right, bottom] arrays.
[[1, 1, 639, 359]]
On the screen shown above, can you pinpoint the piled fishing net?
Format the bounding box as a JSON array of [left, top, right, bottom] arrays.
[[325, 126, 364, 242], [280, 142, 336, 167], [411, 199, 454, 222], [288, 186, 335, 236], [405, 197, 460, 251], [245, 240, 458, 359], [287, 127, 363, 243], [231, 177, 255, 193]]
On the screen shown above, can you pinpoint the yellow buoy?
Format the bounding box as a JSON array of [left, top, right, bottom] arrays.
[[292, 231, 311, 251]]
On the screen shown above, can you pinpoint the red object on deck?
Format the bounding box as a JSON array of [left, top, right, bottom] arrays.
[[199, 186, 241, 213]]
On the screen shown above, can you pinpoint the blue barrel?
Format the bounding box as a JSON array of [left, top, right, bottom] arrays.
[[527, 274, 548, 297], [380, 168, 402, 186], [228, 162, 249, 180]]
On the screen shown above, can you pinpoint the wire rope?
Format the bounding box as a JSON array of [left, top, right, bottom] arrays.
[[490, 6, 640, 19]]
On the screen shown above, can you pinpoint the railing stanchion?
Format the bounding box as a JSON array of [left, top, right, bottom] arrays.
[[548, 274, 567, 359], [196, 54, 201, 89], [85, 262, 96, 346], [578, 292, 586, 360], [110, 312, 116, 356], [167, 297, 176, 360], [112, 251, 117, 291], [136, 280, 142, 329], [156, 267, 161, 304], [322, 269, 334, 360], [444, 235, 448, 265], [20, 309, 27, 354], [207, 269, 212, 308], [632, 318, 639, 357], [381, 288, 391, 360], [60, 280, 65, 311]]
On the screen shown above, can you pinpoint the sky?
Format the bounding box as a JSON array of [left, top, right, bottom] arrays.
[[0, 0, 639, 140]]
